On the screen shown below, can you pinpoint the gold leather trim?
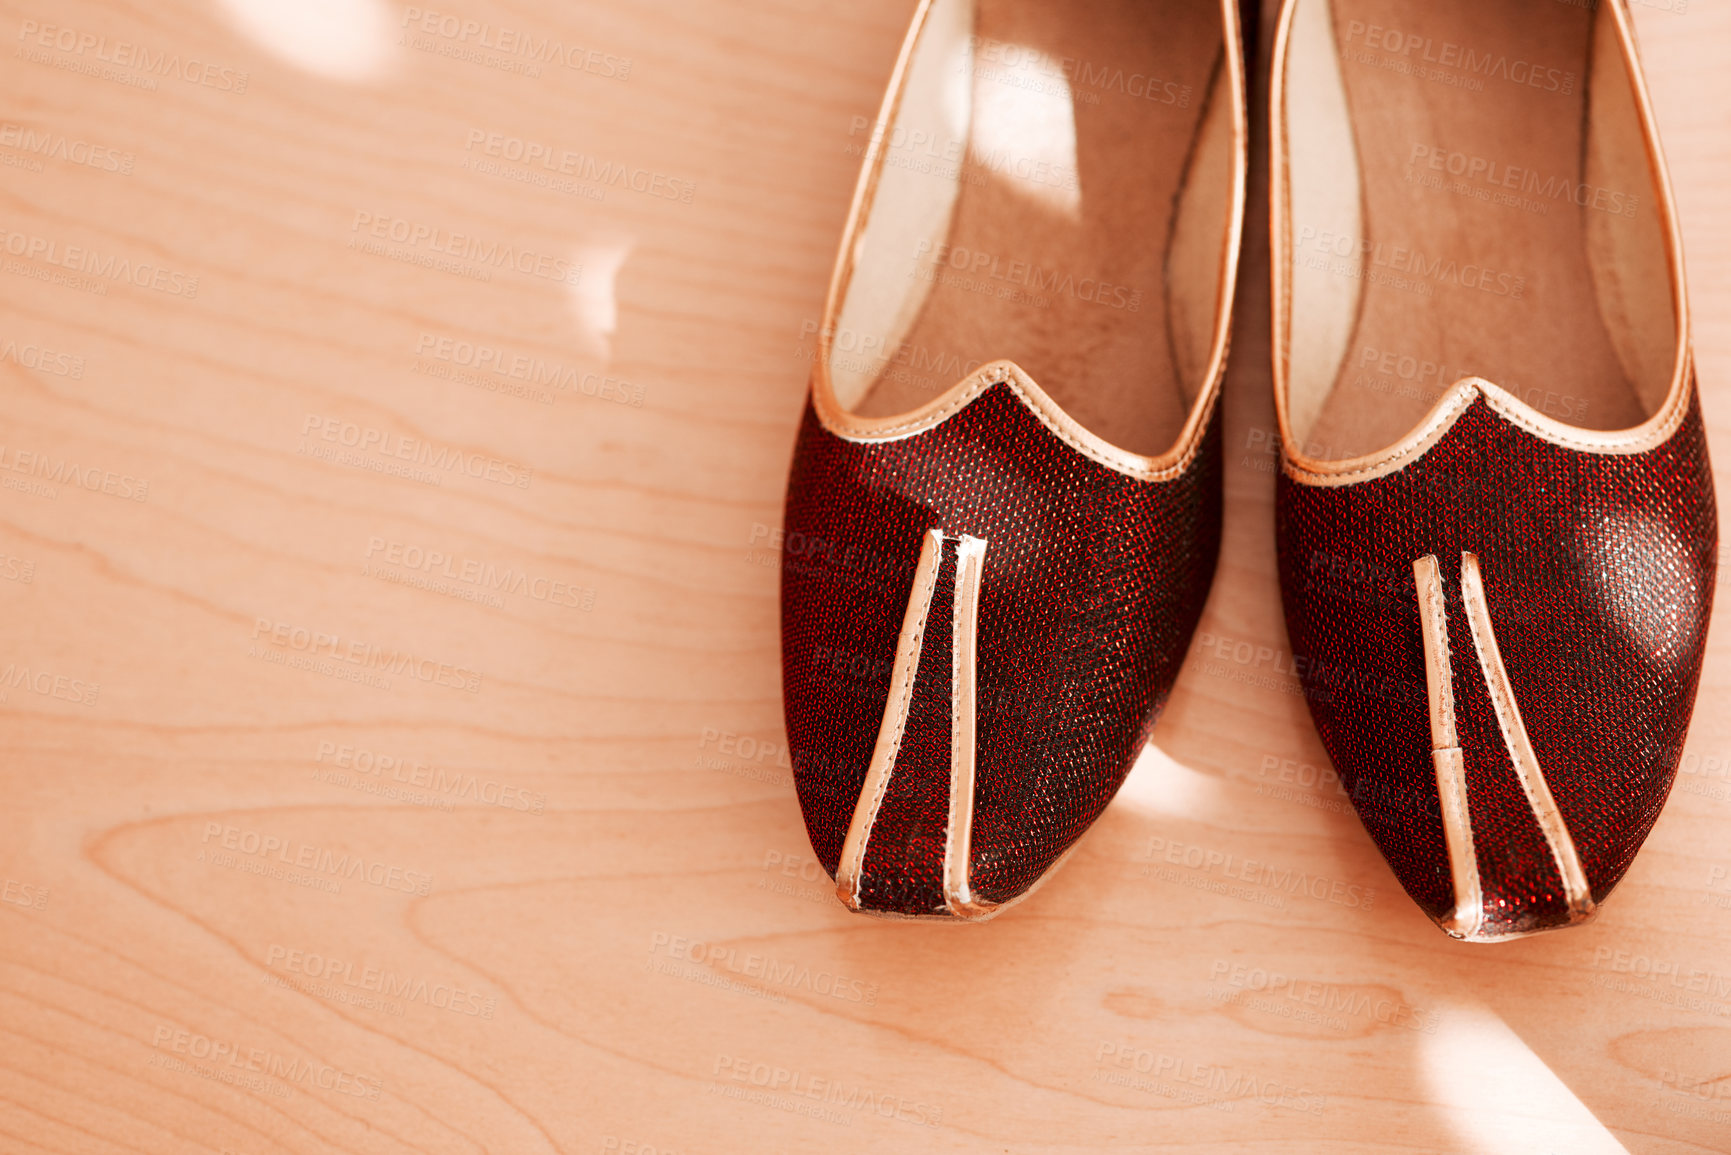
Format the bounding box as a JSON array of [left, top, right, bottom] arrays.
[[822, 358, 1216, 482], [1413, 555, 1482, 939], [1413, 553, 1596, 940], [836, 527, 946, 910], [1413, 555, 1457, 750], [810, 0, 1248, 482], [1269, 0, 1694, 486], [842, 842, 1084, 925], [1282, 367, 1694, 488], [836, 529, 1004, 921], [1432, 747, 1483, 940], [944, 534, 990, 918], [1459, 553, 1596, 923]]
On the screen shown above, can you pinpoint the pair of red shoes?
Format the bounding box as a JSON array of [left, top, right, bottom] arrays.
[[780, 0, 1715, 939]]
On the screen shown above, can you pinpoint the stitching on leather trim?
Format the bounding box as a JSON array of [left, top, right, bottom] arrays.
[[945, 535, 985, 914], [848, 529, 943, 903], [862, 541, 940, 861], [1415, 557, 1455, 748], [1459, 553, 1592, 915], [947, 535, 963, 906], [1285, 371, 1696, 488], [1433, 747, 1479, 936], [1480, 379, 1689, 453], [819, 370, 1216, 484], [997, 377, 1201, 482], [845, 377, 997, 439], [1462, 589, 1565, 892], [1461, 564, 1520, 756], [1414, 556, 1480, 934], [1283, 385, 1477, 485]]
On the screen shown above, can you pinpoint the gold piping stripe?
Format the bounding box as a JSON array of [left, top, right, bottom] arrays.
[[1413, 555, 1457, 750], [1433, 748, 1483, 939], [944, 535, 990, 918], [1459, 552, 1595, 918], [1413, 555, 1482, 938], [835, 528, 946, 910]]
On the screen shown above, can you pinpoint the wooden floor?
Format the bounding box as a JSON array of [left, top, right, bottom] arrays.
[[2, 0, 1728, 1151]]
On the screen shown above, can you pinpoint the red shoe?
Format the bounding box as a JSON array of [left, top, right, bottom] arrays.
[[1270, 0, 1715, 939], [782, 0, 1247, 918]]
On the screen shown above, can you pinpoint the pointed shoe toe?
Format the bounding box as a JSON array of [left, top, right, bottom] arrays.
[[1280, 398, 1710, 942], [783, 371, 1226, 919], [1276, 394, 1714, 940]]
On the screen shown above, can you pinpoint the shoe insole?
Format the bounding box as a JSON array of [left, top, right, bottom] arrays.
[[1307, 0, 1647, 461], [854, 0, 1224, 456]]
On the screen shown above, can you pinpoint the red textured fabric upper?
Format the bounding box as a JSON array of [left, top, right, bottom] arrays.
[[1277, 384, 1716, 936], [781, 379, 1222, 914]]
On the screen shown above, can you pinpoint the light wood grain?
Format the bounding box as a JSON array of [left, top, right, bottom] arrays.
[[2, 0, 1728, 1151]]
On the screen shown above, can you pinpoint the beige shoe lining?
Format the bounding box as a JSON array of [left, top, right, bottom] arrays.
[[826, 0, 1241, 458], [1276, 0, 1681, 464]]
